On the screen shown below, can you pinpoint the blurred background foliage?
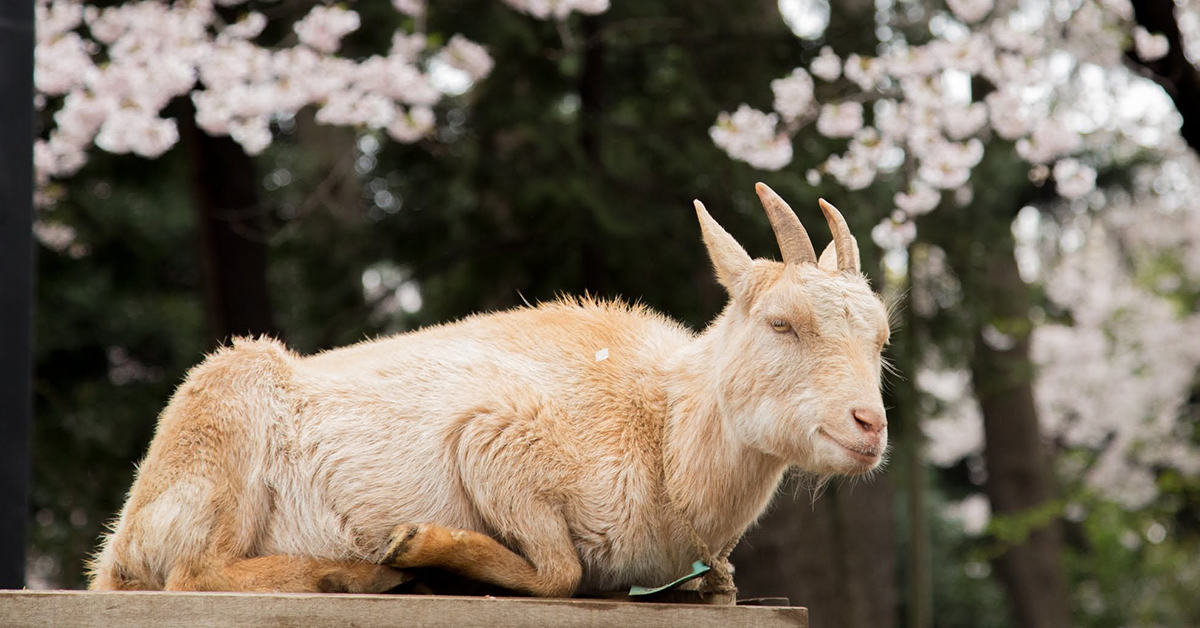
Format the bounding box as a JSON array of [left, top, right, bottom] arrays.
[[29, 0, 1200, 627]]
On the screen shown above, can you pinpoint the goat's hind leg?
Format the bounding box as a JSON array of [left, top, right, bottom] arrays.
[[166, 555, 412, 593], [380, 517, 581, 598], [386, 402, 585, 597], [381, 523, 543, 594]]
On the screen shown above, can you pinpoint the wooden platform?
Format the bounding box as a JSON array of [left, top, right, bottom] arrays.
[[0, 590, 808, 627]]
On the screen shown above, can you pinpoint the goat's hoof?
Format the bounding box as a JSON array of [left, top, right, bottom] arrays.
[[382, 523, 427, 566]]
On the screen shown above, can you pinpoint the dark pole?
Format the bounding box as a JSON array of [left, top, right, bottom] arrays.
[[0, 0, 35, 589]]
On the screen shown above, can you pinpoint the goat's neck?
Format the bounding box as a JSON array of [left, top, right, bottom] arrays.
[[661, 311, 789, 553]]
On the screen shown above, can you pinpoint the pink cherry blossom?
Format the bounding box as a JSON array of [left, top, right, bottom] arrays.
[[501, 0, 609, 20], [390, 32, 428, 62], [1132, 26, 1169, 61], [228, 117, 272, 156], [293, 5, 360, 54], [1052, 158, 1098, 198], [710, 105, 793, 171], [387, 106, 436, 143], [942, 102, 988, 140], [1016, 119, 1082, 164], [391, 0, 426, 17], [94, 109, 178, 158], [871, 217, 917, 249], [36, 0, 83, 39], [439, 35, 495, 82], [771, 68, 815, 121], [946, 0, 994, 24], [895, 183, 941, 216], [35, 32, 94, 96], [985, 89, 1032, 140], [823, 152, 875, 190], [843, 54, 883, 91], [816, 102, 864, 138], [810, 46, 841, 81], [222, 12, 267, 40], [317, 91, 398, 129]]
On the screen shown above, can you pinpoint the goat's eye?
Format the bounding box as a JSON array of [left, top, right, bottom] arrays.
[[771, 319, 792, 333]]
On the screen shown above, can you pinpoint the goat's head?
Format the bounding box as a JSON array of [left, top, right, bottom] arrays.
[[695, 183, 890, 476]]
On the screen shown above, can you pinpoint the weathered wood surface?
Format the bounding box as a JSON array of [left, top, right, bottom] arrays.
[[0, 590, 809, 628]]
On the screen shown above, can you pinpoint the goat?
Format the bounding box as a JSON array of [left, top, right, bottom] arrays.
[[88, 183, 891, 598]]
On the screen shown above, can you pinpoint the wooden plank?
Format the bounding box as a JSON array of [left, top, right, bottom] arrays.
[[0, 590, 808, 628]]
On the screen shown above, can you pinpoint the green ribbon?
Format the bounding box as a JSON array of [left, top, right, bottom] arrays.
[[628, 560, 711, 596]]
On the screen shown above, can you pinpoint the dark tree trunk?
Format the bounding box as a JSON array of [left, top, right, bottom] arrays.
[[0, 0, 34, 590], [179, 104, 278, 342], [950, 230, 1072, 628], [733, 479, 897, 628], [1130, 0, 1200, 153]]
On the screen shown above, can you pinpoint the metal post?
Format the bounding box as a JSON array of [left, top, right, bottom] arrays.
[[0, 0, 36, 590]]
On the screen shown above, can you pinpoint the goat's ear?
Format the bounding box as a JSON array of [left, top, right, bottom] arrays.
[[695, 200, 752, 295], [817, 236, 862, 272]]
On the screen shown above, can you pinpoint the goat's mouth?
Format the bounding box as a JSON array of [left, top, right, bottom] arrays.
[[819, 429, 881, 464]]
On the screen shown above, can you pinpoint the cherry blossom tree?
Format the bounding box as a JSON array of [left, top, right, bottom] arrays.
[[711, 0, 1189, 250], [33, 0, 616, 203], [34, 0, 492, 203], [922, 152, 1200, 510], [33, 0, 607, 339]]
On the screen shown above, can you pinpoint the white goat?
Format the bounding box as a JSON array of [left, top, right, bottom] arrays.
[[88, 183, 890, 598]]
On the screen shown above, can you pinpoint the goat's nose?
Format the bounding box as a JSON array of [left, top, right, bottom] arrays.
[[852, 408, 886, 435]]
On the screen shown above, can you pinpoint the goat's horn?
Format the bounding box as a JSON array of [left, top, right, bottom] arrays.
[[755, 183, 817, 266], [818, 198, 856, 272]]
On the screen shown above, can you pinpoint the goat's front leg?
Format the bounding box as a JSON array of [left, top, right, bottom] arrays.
[[380, 517, 581, 597]]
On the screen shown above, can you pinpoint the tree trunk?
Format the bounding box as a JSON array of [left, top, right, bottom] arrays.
[[0, 0, 34, 589], [732, 478, 897, 628], [955, 231, 1072, 628], [179, 104, 278, 342], [1130, 0, 1200, 153]]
